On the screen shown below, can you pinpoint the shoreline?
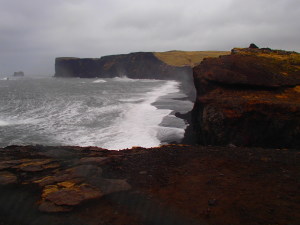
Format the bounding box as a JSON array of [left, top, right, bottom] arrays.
[[152, 80, 195, 145]]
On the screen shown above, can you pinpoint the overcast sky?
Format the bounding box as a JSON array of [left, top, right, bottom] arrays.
[[0, 0, 299, 75]]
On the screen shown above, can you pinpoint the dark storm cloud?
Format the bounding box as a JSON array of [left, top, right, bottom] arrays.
[[0, 0, 299, 75]]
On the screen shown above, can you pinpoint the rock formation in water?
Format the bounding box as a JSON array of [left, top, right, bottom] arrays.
[[191, 46, 300, 148], [13, 71, 24, 76]]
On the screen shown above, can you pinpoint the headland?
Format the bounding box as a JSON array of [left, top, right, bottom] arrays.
[[0, 45, 299, 225]]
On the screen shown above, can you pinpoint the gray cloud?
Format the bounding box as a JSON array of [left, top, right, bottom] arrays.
[[0, 0, 299, 75]]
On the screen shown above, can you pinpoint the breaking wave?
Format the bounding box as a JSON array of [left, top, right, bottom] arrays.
[[0, 77, 192, 149]]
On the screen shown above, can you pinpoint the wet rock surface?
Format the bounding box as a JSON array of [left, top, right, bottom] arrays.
[[192, 46, 300, 148], [0, 144, 299, 225]]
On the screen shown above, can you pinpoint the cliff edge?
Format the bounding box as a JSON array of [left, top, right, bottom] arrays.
[[191, 46, 300, 148], [55, 52, 193, 80]]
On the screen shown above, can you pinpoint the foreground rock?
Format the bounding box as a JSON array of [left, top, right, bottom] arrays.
[[192, 46, 300, 148], [0, 145, 299, 225], [0, 146, 131, 214]]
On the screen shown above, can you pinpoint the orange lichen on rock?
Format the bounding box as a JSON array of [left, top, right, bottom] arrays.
[[0, 171, 18, 185], [294, 85, 300, 93]]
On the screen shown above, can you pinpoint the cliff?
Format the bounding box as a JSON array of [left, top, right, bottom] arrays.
[[55, 52, 193, 79], [55, 51, 229, 98], [55, 51, 229, 79], [191, 46, 300, 148]]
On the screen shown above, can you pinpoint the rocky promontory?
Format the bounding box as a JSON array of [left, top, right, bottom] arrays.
[[191, 46, 300, 148]]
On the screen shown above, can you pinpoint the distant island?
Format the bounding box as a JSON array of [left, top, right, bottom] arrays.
[[13, 71, 24, 77]]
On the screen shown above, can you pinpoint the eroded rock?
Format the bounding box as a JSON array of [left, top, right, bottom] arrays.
[[79, 157, 109, 165], [41, 183, 102, 207], [0, 171, 17, 185], [38, 201, 72, 213], [14, 159, 55, 172]]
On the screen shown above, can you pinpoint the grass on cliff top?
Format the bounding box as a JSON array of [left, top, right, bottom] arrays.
[[233, 48, 300, 75], [234, 48, 300, 68], [154, 50, 230, 67]]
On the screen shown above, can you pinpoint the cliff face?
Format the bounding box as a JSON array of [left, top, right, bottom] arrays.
[[55, 52, 191, 80], [55, 51, 230, 99], [55, 52, 196, 97], [192, 47, 300, 148]]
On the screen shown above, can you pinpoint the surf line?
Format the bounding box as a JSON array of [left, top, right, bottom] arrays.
[[102, 80, 181, 150]]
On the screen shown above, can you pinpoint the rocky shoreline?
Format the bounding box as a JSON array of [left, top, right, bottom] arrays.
[[0, 144, 299, 225], [1, 45, 299, 225]]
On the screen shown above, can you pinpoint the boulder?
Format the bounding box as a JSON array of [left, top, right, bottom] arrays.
[[249, 43, 259, 49]]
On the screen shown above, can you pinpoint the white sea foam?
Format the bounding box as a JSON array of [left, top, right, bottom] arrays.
[[0, 118, 33, 126], [112, 76, 137, 82], [0, 78, 189, 149], [93, 79, 106, 83], [0, 120, 10, 126], [112, 76, 159, 83], [119, 97, 145, 103], [48, 80, 183, 149], [101, 80, 182, 150]]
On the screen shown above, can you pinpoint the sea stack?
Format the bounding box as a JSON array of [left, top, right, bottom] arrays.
[[192, 46, 300, 148], [13, 71, 24, 77]]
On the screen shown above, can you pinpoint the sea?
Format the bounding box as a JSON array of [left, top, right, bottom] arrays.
[[0, 75, 193, 150]]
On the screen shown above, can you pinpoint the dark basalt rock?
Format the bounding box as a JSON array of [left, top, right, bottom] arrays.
[[13, 71, 24, 76], [249, 43, 259, 49], [191, 47, 300, 148], [55, 52, 191, 80]]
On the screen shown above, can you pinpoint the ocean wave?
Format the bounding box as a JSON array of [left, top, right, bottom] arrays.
[[0, 78, 189, 149], [92, 79, 106, 83], [111, 76, 137, 82], [119, 97, 145, 103], [101, 80, 181, 150], [0, 119, 10, 126]]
